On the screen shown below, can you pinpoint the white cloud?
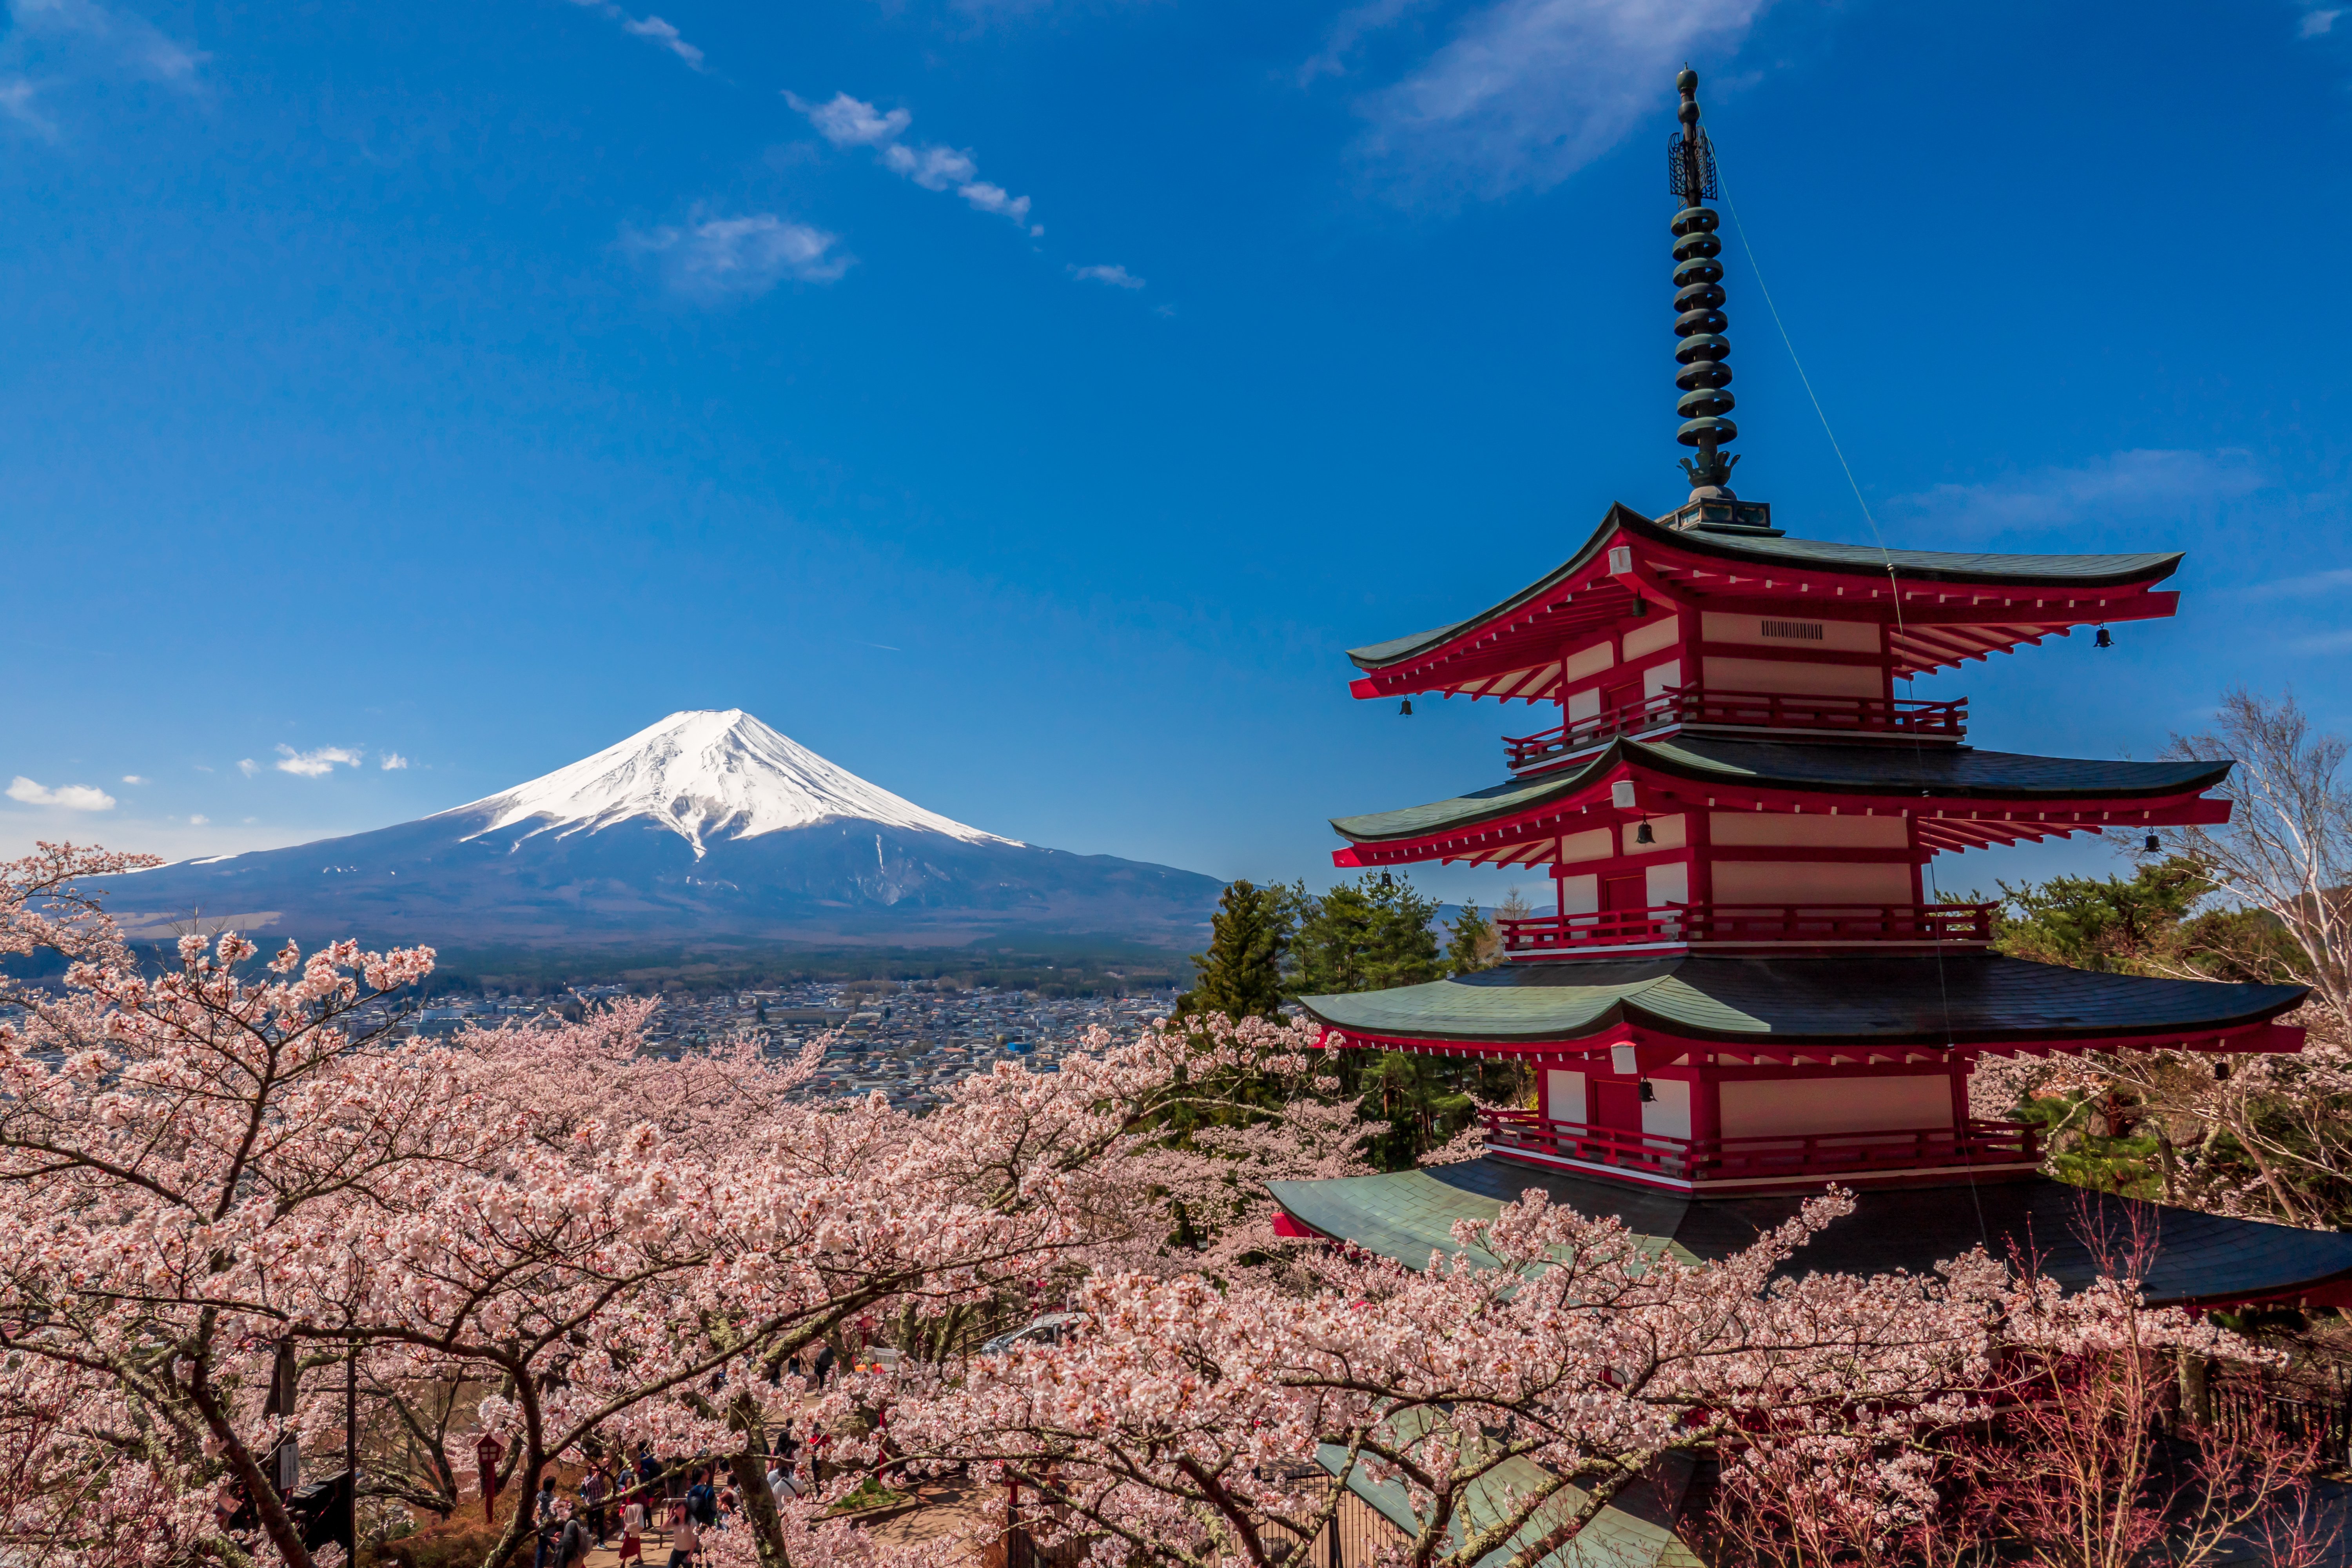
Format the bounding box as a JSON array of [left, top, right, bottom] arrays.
[[1884, 449, 2265, 536], [620, 15, 703, 67], [273, 744, 365, 778], [7, 776, 116, 811], [626, 213, 853, 302], [2303, 7, 2341, 36], [380, 751, 410, 770], [786, 89, 1037, 230], [121, 774, 148, 785], [1354, 0, 1768, 201], [0, 78, 53, 138], [563, 0, 706, 69], [188, 813, 209, 825], [1069, 263, 1145, 289], [882, 141, 978, 190], [236, 759, 259, 777], [788, 91, 911, 148]]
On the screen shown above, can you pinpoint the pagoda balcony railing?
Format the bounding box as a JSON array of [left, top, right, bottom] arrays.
[[1497, 901, 1996, 953], [1478, 1107, 2040, 1185], [1503, 685, 1967, 769]]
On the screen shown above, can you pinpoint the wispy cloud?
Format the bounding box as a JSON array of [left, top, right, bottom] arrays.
[[380, 751, 410, 770], [236, 759, 258, 778], [626, 212, 853, 302], [188, 813, 210, 825], [787, 91, 1041, 232], [621, 15, 703, 67], [2301, 7, 2342, 37], [1352, 0, 1768, 201], [2245, 566, 2352, 600], [562, 0, 706, 69], [1302, 0, 1437, 83], [1883, 449, 2266, 537], [121, 773, 148, 785], [273, 744, 365, 779], [1069, 263, 1145, 289], [7, 776, 116, 811], [1, 0, 203, 142]]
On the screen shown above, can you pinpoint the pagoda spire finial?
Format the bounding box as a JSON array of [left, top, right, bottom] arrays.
[[1669, 67, 1738, 503]]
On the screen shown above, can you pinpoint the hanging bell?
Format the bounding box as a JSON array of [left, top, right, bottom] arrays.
[[2144, 832, 2161, 853], [2094, 626, 2113, 648], [1635, 820, 1656, 846], [1399, 699, 1413, 716]]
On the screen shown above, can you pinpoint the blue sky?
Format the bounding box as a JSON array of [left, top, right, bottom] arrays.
[[4, 0, 2349, 910]]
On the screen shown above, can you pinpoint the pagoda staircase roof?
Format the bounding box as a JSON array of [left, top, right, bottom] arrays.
[[1266, 1156, 2352, 1310], [1347, 504, 2184, 696], [1329, 733, 2232, 863], [1295, 953, 2306, 1052]]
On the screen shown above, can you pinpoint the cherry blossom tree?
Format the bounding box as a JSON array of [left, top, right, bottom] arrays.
[[884, 1190, 2013, 1568]]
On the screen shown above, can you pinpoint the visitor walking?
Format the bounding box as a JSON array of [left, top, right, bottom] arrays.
[[665, 1512, 701, 1568], [810, 1342, 834, 1387], [618, 1496, 647, 1566], [582, 1462, 609, 1544]]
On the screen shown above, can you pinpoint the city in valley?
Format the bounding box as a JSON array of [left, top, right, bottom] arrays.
[[387, 980, 1178, 1109]]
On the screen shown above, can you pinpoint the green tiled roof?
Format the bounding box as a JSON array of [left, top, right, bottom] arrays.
[[1295, 955, 2306, 1046], [1348, 505, 2184, 670], [1328, 735, 2232, 844], [1267, 1158, 2352, 1308]]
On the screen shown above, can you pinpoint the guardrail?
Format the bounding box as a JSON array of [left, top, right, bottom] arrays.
[[1497, 902, 1996, 952], [1504, 686, 1966, 768], [1478, 1107, 2040, 1183]]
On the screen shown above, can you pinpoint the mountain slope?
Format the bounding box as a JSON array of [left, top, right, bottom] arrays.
[[102, 711, 1222, 951]]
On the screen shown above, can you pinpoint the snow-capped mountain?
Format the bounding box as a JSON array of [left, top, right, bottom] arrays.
[[100, 711, 1222, 953], [445, 709, 1019, 857]]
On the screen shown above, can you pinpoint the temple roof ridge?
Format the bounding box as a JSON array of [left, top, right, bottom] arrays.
[[1348, 505, 2185, 672]]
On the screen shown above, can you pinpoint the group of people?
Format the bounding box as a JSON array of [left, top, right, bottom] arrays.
[[530, 1432, 812, 1568]]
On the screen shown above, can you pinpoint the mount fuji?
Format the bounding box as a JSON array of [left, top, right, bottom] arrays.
[[101, 711, 1225, 952]]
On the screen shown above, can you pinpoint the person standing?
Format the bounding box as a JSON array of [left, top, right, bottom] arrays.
[[582, 1464, 609, 1544], [617, 1495, 647, 1567], [558, 1510, 593, 1568], [665, 1512, 701, 1568], [811, 1343, 835, 1388]]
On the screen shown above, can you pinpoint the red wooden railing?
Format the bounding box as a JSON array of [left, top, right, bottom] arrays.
[[1478, 1107, 2040, 1184], [1503, 686, 1966, 768], [1496, 902, 1996, 952]]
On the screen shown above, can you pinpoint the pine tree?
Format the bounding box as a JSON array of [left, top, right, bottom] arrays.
[[1173, 879, 1296, 1022], [1445, 903, 1498, 975], [1287, 872, 1443, 997]]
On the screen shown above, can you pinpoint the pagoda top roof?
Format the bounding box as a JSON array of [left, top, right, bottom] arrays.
[[1330, 733, 2230, 852], [1295, 953, 2303, 1051], [1346, 505, 2184, 693], [1266, 1158, 2352, 1308]]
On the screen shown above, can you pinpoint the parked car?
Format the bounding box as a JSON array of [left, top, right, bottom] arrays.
[[978, 1312, 1087, 1356]]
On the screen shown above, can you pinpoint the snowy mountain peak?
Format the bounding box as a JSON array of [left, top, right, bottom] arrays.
[[439, 709, 1020, 857]]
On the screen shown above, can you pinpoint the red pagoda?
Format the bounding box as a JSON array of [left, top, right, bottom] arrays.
[[1270, 71, 2352, 1310]]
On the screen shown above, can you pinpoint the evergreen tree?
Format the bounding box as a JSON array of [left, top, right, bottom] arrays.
[[1173, 879, 1296, 1022], [1287, 872, 1443, 996], [1445, 902, 1498, 975]]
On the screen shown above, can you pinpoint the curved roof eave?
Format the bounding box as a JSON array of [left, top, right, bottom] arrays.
[[1345, 506, 2187, 673], [1328, 737, 2236, 846]]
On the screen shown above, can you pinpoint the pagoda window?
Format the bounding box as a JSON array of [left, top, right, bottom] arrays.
[[1702, 654, 1885, 698], [1543, 1067, 1587, 1123], [1717, 1073, 1955, 1139], [1708, 813, 1909, 848], [1623, 616, 1680, 661], [1702, 612, 1880, 653], [1642, 1076, 1693, 1141], [1619, 814, 1687, 853], [1710, 860, 1911, 904], [1555, 873, 1599, 914]]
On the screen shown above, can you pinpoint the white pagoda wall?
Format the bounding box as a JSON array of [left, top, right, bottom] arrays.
[[1717, 1075, 1955, 1138]]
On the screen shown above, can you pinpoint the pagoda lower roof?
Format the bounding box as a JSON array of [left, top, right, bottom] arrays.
[[1295, 954, 2306, 1051], [1265, 1157, 2352, 1309], [1347, 505, 2185, 693], [1329, 734, 2231, 858]]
